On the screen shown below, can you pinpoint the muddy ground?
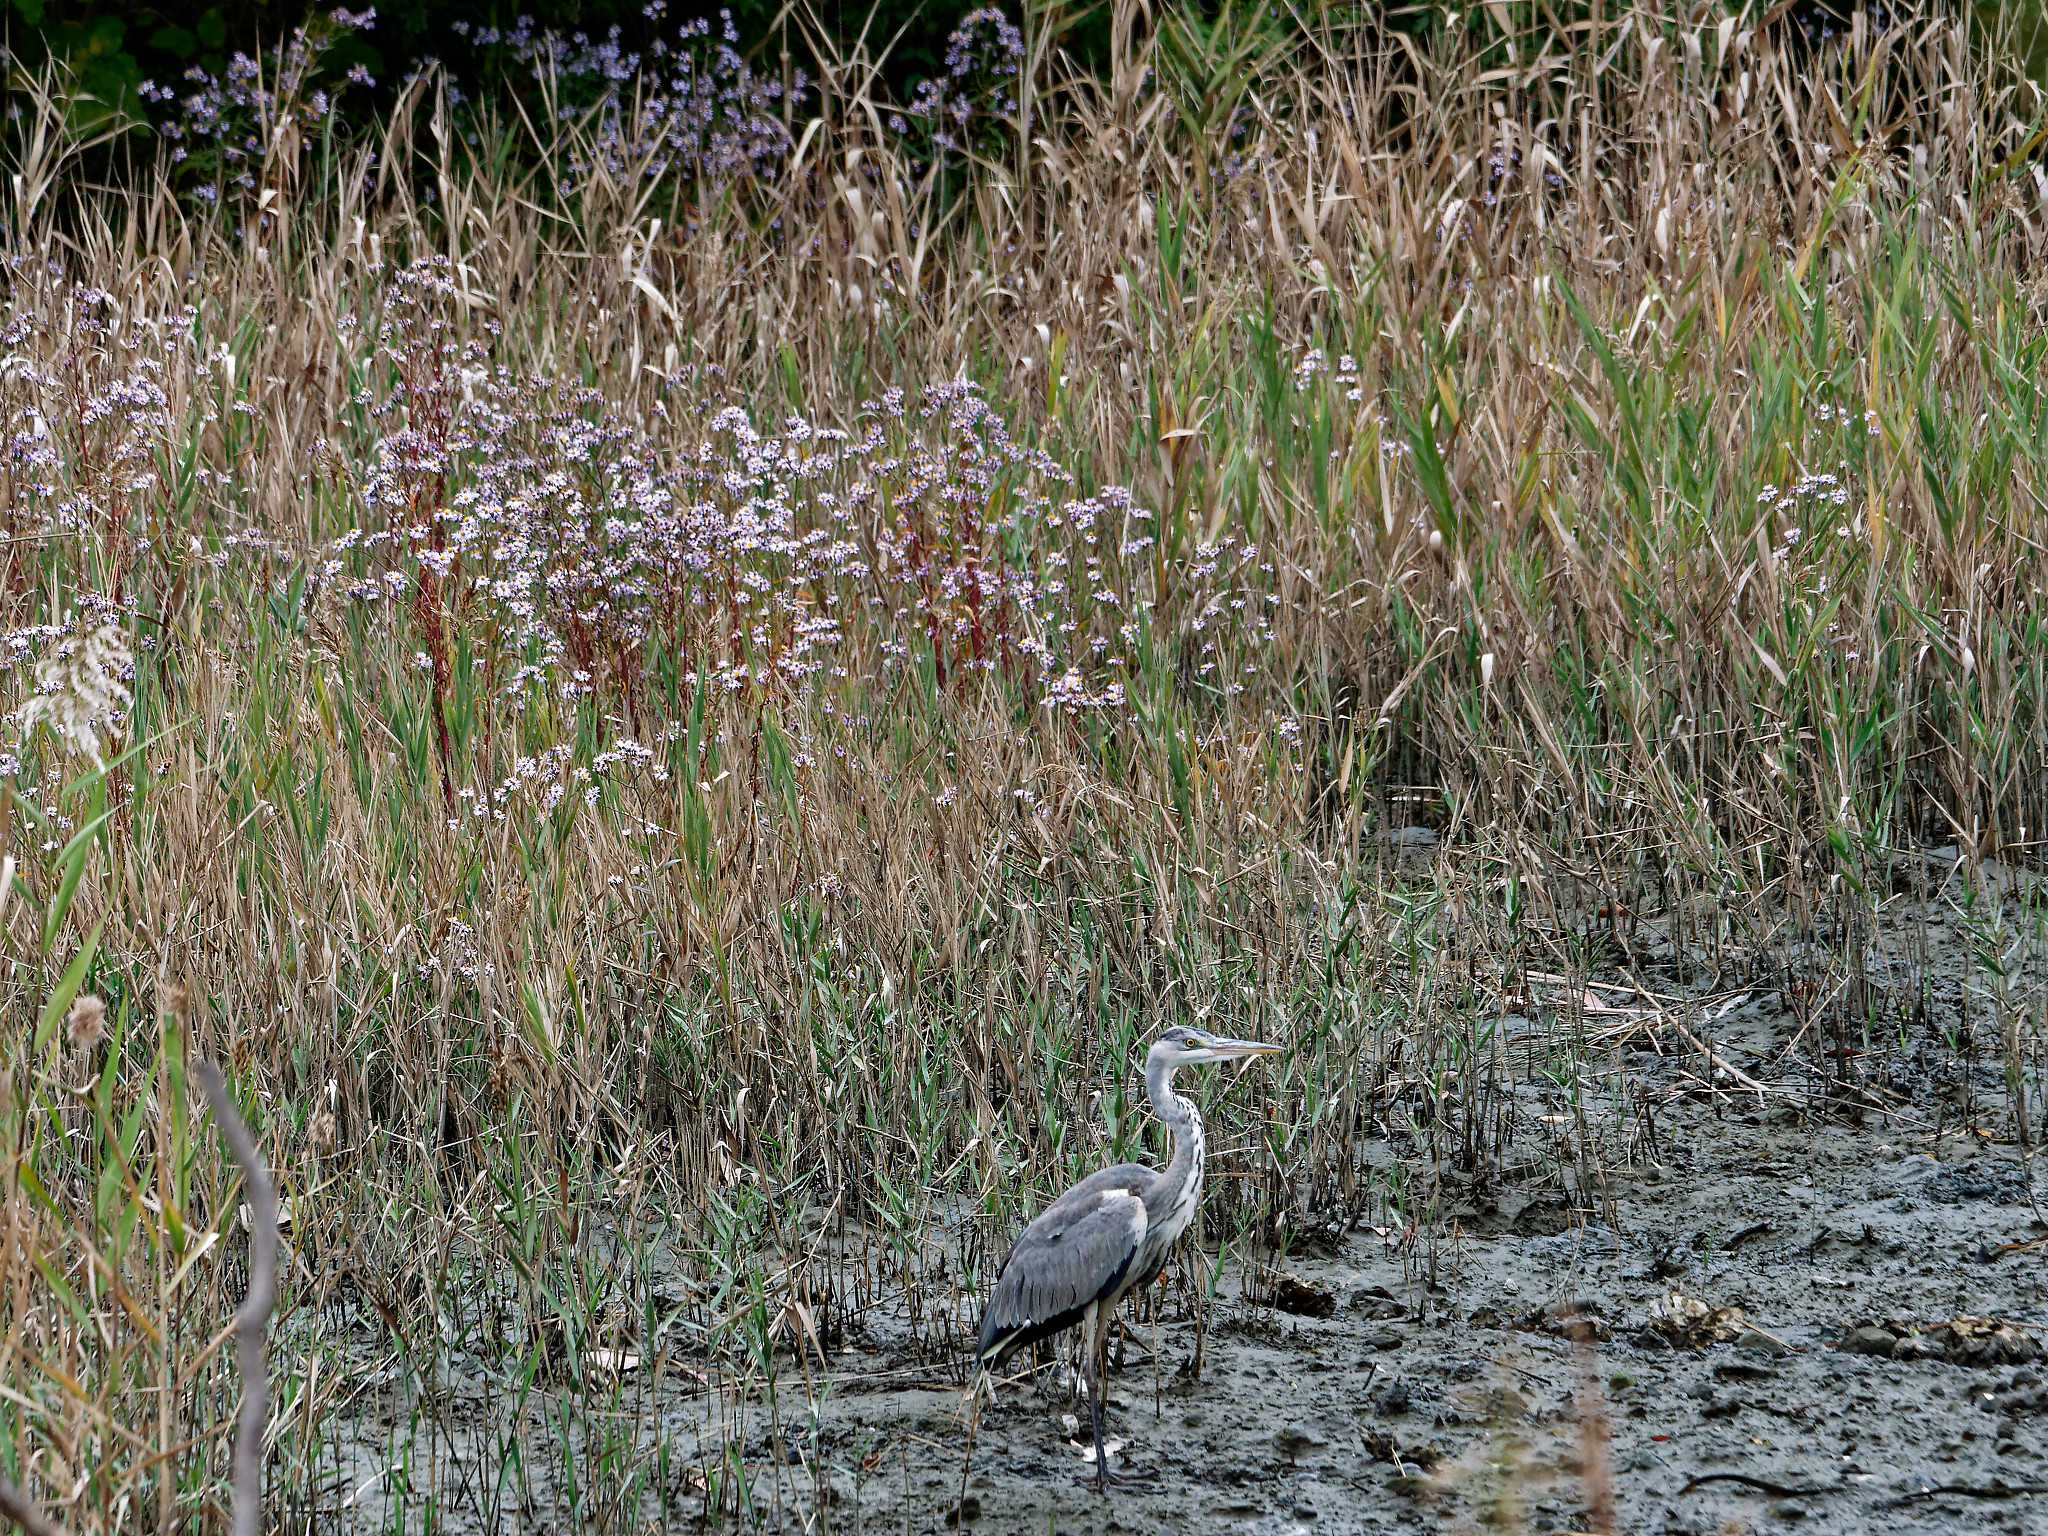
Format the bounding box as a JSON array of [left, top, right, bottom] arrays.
[[306, 911, 2048, 1534], [938, 1123, 2047, 1535], [762, 1113, 2047, 1535]]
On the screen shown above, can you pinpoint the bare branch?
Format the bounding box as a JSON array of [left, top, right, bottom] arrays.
[[0, 1475, 65, 1536], [194, 1059, 276, 1536]]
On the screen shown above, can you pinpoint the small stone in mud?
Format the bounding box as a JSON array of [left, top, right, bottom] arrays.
[[1268, 1271, 1338, 1319], [1362, 1426, 1443, 1470], [1274, 1424, 1325, 1462], [1516, 1298, 1609, 1340], [1715, 1360, 1777, 1381], [1646, 1291, 1748, 1348], [1351, 1284, 1407, 1320], [1735, 1325, 1794, 1357], [1840, 1316, 2041, 1366]]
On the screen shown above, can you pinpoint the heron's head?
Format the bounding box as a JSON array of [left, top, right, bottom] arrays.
[[1149, 1025, 1282, 1068]]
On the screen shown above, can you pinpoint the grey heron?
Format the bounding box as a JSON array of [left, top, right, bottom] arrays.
[[974, 1026, 1281, 1490]]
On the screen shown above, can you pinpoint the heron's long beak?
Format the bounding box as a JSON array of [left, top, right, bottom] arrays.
[[1203, 1037, 1281, 1062]]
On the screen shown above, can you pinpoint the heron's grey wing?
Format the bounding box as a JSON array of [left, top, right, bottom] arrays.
[[985, 1163, 1151, 1284], [976, 1169, 1152, 1367]]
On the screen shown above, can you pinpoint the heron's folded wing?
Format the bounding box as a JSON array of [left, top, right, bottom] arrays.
[[976, 1180, 1150, 1366]]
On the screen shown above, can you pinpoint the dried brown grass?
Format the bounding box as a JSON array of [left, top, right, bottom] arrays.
[[0, 2, 2043, 1526]]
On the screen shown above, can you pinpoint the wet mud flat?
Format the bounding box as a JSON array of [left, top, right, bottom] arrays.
[[307, 952, 2047, 1534], [311, 1100, 2046, 1533], [305, 1110, 2045, 1534], [750, 1097, 2045, 1536]]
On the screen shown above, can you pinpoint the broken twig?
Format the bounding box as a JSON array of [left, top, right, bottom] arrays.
[[1679, 1472, 1838, 1499], [1887, 1481, 2048, 1507], [1669, 999, 1772, 1098]]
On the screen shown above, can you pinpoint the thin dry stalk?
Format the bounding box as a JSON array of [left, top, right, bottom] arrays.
[[194, 1061, 277, 1536]]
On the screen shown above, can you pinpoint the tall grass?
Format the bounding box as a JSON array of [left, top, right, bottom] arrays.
[[1, 2, 2045, 1527]]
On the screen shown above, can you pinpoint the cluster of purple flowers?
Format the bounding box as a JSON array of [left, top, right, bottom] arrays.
[[2, 286, 183, 568], [142, 6, 801, 206], [312, 260, 1277, 793], [468, 8, 806, 195], [0, 273, 310, 773], [143, 8, 378, 202], [139, 7, 1051, 211], [894, 8, 1027, 161], [2, 260, 1289, 819], [1292, 348, 1364, 403]]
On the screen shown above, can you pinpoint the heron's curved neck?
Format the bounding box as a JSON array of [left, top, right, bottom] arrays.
[[1145, 1053, 1204, 1202]]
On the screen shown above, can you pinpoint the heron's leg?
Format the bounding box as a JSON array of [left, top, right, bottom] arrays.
[[1063, 1303, 1108, 1493], [1093, 1301, 1122, 1492], [1089, 1304, 1158, 1489], [1091, 1299, 1118, 1404], [1088, 1305, 1110, 1493]]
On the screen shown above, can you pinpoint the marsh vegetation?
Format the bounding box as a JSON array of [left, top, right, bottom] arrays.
[[1, 2, 2045, 1529]]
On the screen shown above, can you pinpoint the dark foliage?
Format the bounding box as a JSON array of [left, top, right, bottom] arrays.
[[3, 0, 990, 131]]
